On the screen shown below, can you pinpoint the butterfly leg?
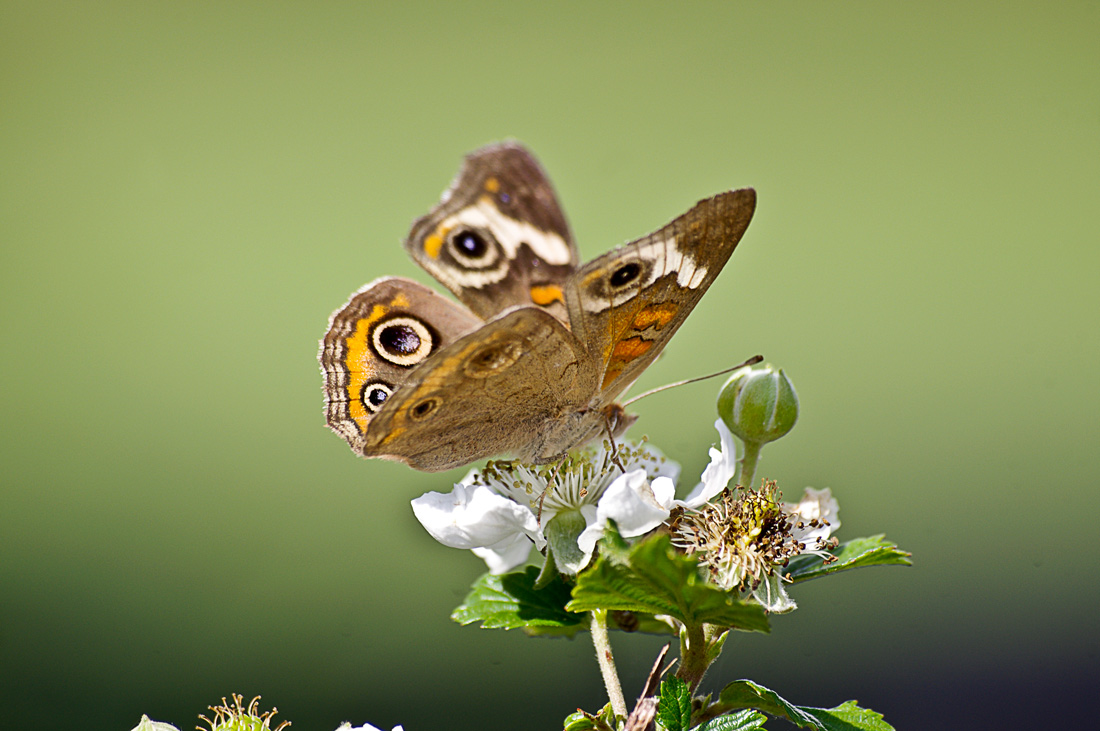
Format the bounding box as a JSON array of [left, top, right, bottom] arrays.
[[602, 411, 628, 474]]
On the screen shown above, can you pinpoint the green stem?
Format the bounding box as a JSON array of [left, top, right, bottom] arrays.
[[676, 621, 710, 690], [590, 610, 627, 719], [739, 439, 763, 490]]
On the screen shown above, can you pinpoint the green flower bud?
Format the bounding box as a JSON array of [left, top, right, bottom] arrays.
[[717, 364, 799, 445]]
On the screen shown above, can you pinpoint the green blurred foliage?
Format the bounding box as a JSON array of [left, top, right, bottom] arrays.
[[2, 2, 1097, 729]]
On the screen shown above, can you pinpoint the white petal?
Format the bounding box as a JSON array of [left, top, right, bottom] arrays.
[[682, 419, 740, 507], [785, 487, 840, 544], [131, 717, 180, 731], [335, 724, 403, 731], [577, 470, 672, 555], [411, 483, 538, 550], [650, 475, 677, 510], [472, 533, 534, 574]]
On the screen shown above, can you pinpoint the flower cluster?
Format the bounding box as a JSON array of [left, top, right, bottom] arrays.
[[412, 417, 840, 611]]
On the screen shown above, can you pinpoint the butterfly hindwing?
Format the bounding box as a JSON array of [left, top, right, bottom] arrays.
[[361, 307, 600, 471], [320, 277, 482, 453]]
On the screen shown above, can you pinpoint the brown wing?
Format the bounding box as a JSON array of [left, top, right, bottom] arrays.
[[362, 307, 600, 472], [564, 189, 756, 402], [404, 142, 579, 322], [319, 277, 482, 453]]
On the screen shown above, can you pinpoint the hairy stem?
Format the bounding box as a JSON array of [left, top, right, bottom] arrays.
[[676, 621, 710, 690], [590, 609, 627, 718]]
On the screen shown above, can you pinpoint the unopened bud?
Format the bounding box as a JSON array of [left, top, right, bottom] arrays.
[[717, 364, 799, 445]]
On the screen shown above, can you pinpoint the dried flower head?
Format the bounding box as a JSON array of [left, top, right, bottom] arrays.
[[669, 482, 839, 612], [199, 694, 289, 731]]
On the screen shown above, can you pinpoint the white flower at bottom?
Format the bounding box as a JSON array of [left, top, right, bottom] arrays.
[[335, 724, 404, 731], [411, 443, 678, 575], [131, 717, 180, 731], [669, 484, 840, 613]]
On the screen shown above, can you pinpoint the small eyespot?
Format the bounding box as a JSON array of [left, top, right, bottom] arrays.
[[410, 398, 439, 420], [447, 228, 499, 269], [361, 382, 393, 413], [610, 261, 642, 288], [371, 316, 434, 367], [464, 340, 523, 378], [498, 192, 511, 204]]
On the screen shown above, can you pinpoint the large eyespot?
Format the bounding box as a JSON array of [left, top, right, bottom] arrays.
[[409, 397, 440, 421], [371, 316, 434, 367], [447, 228, 500, 269], [609, 261, 642, 289], [360, 382, 393, 413]]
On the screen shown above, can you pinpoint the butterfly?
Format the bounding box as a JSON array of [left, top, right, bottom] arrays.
[[320, 142, 755, 471]]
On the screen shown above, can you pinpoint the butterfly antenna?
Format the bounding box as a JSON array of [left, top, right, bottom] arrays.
[[621, 354, 764, 407]]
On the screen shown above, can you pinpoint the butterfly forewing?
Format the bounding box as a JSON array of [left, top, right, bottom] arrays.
[[564, 189, 757, 402], [404, 143, 579, 322]]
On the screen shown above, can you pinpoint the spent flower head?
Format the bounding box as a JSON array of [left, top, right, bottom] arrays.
[[199, 695, 289, 731], [669, 483, 839, 612]]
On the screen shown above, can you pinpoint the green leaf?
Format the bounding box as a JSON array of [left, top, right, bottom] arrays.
[[718, 680, 819, 727], [694, 709, 768, 731], [717, 681, 894, 730], [786, 535, 912, 583], [451, 566, 585, 635], [656, 676, 693, 731], [802, 700, 894, 731], [567, 532, 770, 634]]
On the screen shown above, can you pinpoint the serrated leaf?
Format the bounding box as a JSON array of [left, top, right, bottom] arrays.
[[694, 709, 768, 731], [802, 700, 894, 731], [786, 535, 912, 583], [656, 676, 693, 731], [567, 533, 770, 633], [718, 680, 820, 727], [451, 566, 584, 634], [717, 681, 895, 730]]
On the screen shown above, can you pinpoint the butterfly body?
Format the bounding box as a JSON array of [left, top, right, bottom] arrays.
[[320, 143, 756, 471]]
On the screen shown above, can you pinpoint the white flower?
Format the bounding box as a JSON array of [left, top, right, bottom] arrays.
[[411, 443, 678, 574], [681, 418, 741, 507], [130, 716, 179, 731], [335, 723, 404, 731]]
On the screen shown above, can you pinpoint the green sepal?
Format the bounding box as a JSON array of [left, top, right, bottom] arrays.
[[716, 680, 894, 730], [563, 702, 617, 731], [786, 535, 912, 583], [451, 566, 584, 636], [656, 676, 693, 731], [568, 527, 770, 634]]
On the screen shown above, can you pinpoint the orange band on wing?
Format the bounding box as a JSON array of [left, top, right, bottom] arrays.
[[602, 337, 654, 388], [344, 304, 389, 429], [632, 302, 678, 330], [529, 284, 564, 306], [484, 176, 500, 193]]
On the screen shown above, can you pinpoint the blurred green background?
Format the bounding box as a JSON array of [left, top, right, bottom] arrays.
[[3, 2, 1097, 729]]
